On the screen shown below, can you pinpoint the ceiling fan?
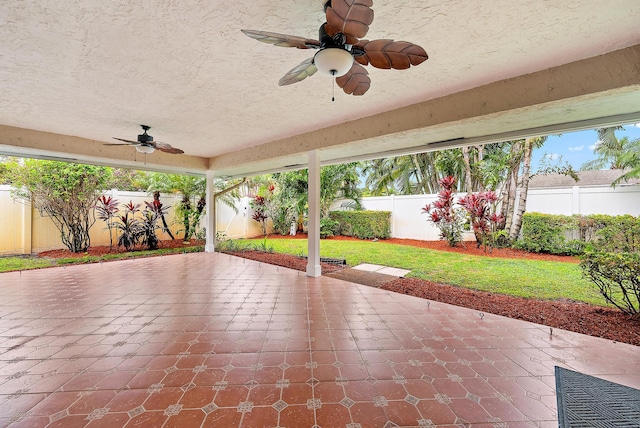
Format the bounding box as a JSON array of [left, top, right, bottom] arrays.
[[241, 0, 428, 96], [106, 125, 184, 155]]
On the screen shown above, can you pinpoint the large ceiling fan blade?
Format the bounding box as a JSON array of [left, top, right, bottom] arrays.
[[278, 57, 318, 86], [157, 146, 185, 155], [325, 0, 374, 44], [355, 39, 428, 69], [111, 137, 139, 144], [153, 141, 184, 154], [104, 142, 140, 147], [336, 62, 370, 95], [241, 29, 321, 49]]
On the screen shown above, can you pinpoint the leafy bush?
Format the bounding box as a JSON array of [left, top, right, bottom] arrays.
[[515, 213, 640, 255], [594, 214, 640, 253], [329, 211, 391, 239], [421, 176, 465, 247], [320, 218, 340, 238], [513, 213, 579, 255], [580, 251, 640, 316], [7, 160, 111, 252], [459, 190, 505, 252]]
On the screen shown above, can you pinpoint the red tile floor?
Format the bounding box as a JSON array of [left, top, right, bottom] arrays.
[[1, 252, 639, 427]]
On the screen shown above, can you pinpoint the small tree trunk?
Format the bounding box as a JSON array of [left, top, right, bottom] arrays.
[[461, 146, 473, 193], [509, 138, 534, 240], [154, 191, 175, 240]]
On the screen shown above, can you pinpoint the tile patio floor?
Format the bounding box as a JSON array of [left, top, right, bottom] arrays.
[[1, 252, 639, 427]]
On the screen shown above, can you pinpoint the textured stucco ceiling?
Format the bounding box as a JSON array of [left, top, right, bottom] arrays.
[[1, 1, 639, 176]]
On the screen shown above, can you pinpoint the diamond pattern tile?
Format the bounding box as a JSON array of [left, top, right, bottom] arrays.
[[0, 252, 639, 427]]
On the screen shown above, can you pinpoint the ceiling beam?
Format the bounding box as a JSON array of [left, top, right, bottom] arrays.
[[0, 125, 208, 174]]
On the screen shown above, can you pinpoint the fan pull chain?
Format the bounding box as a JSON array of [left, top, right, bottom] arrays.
[[331, 70, 336, 102]]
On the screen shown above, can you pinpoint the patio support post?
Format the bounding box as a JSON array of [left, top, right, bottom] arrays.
[[205, 170, 216, 253], [306, 150, 321, 277]]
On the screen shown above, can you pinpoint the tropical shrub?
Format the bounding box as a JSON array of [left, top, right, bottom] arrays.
[[95, 195, 120, 249], [6, 160, 111, 252], [329, 211, 391, 239], [421, 176, 466, 247], [459, 190, 505, 252], [515, 213, 640, 255], [513, 213, 579, 255], [581, 251, 640, 316], [594, 214, 640, 253], [320, 217, 340, 238], [250, 195, 269, 234]]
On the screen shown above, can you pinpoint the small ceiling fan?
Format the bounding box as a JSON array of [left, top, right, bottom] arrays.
[[106, 125, 184, 155], [242, 0, 428, 96]]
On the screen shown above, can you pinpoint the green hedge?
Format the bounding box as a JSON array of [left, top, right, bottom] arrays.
[[514, 213, 580, 255], [329, 210, 391, 239], [514, 212, 640, 255]]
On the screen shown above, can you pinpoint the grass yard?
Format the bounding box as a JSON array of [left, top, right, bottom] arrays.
[[0, 246, 204, 274], [238, 238, 603, 305], [0, 256, 54, 272]]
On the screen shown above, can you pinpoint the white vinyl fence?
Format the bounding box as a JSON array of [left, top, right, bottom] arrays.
[[333, 184, 640, 240], [2, 183, 639, 254]]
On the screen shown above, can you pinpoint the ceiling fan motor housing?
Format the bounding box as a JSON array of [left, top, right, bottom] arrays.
[[138, 125, 153, 143]]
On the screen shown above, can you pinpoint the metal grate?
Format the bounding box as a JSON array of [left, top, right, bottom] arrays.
[[555, 366, 640, 427]]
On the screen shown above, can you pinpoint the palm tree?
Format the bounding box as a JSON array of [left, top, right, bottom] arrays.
[[363, 151, 458, 195], [581, 126, 640, 186], [141, 173, 244, 240]]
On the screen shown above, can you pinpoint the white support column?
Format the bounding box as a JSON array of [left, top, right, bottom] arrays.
[[306, 150, 321, 277], [205, 170, 216, 253]]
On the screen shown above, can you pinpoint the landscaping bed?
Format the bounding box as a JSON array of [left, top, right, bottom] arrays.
[[38, 239, 205, 259]]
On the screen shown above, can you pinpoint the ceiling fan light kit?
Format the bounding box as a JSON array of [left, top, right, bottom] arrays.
[[241, 0, 428, 96], [135, 144, 155, 154], [313, 47, 353, 76]]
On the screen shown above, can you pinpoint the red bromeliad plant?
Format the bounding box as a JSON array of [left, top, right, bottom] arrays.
[[95, 195, 120, 249], [459, 191, 505, 252], [250, 195, 269, 235], [422, 176, 466, 247]]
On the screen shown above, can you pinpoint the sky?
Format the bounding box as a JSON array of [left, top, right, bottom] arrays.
[[531, 123, 640, 172]]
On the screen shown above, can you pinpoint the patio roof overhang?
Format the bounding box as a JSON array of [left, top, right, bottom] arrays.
[[2, 43, 639, 177], [0, 1, 639, 178]]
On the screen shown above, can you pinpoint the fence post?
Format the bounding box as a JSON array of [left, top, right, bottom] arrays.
[[572, 186, 580, 215], [390, 194, 395, 238], [205, 171, 216, 252], [23, 197, 32, 255]]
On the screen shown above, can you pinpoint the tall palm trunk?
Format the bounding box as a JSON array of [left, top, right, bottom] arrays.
[[509, 138, 534, 240], [154, 191, 175, 240], [461, 146, 473, 192]]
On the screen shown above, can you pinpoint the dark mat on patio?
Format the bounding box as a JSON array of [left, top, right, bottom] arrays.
[[555, 366, 640, 427], [325, 268, 398, 288]]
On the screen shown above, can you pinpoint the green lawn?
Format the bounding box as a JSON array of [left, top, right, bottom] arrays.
[[0, 246, 204, 273], [0, 256, 55, 272], [238, 238, 603, 306]]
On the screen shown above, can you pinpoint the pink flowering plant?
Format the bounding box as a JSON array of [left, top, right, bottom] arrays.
[[459, 191, 505, 252], [421, 176, 466, 247]]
